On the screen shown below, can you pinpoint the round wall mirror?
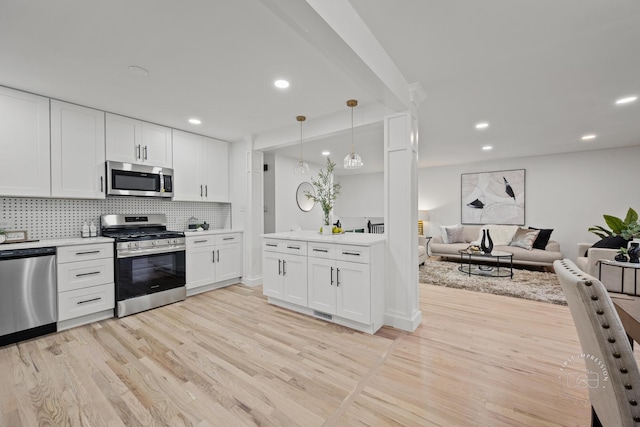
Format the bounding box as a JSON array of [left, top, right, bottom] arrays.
[[296, 182, 315, 212]]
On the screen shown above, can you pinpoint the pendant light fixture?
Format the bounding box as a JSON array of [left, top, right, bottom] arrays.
[[344, 99, 363, 169], [293, 115, 310, 175]]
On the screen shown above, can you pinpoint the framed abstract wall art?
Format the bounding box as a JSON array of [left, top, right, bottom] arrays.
[[461, 169, 525, 225]]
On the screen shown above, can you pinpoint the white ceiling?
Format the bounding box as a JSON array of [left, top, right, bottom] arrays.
[[1, 0, 639, 174]]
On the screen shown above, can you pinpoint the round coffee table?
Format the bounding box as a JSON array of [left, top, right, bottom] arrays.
[[458, 249, 514, 278]]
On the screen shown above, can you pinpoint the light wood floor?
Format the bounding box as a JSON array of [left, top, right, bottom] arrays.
[[0, 282, 600, 426]]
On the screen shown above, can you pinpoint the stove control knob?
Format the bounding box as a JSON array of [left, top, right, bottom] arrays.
[[174, 239, 178, 244], [134, 242, 139, 248], [152, 241, 157, 246], [127, 243, 132, 249]]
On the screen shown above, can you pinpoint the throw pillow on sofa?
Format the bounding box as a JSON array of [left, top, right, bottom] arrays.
[[509, 227, 540, 250], [528, 227, 553, 250], [471, 224, 519, 246], [445, 226, 466, 243], [440, 224, 461, 244], [585, 235, 630, 256]]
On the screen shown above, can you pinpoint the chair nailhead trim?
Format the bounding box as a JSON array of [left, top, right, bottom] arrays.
[[609, 337, 616, 343], [603, 323, 610, 329], [614, 352, 622, 358], [633, 415, 640, 422], [585, 281, 592, 286], [622, 367, 629, 374], [591, 295, 599, 301], [630, 399, 637, 406], [625, 383, 633, 389], [596, 309, 604, 315]]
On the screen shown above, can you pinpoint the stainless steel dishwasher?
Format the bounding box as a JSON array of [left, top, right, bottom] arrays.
[[0, 246, 57, 347]]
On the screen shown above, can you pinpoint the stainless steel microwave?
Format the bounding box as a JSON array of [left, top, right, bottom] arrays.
[[106, 161, 173, 198]]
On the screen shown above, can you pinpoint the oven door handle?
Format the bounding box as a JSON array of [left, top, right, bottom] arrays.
[[117, 245, 186, 258]]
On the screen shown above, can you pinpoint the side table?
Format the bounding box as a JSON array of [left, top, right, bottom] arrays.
[[598, 259, 640, 295]]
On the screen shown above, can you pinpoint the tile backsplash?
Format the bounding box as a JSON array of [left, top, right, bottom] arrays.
[[0, 197, 231, 240]]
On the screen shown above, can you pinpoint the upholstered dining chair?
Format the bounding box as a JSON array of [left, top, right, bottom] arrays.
[[555, 259, 640, 426]]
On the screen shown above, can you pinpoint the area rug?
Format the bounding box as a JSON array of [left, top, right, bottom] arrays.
[[419, 258, 566, 305]]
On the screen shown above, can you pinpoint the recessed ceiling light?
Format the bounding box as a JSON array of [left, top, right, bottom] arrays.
[[322, 151, 330, 156], [128, 65, 149, 76], [615, 96, 638, 105], [274, 79, 290, 89], [482, 145, 493, 151], [581, 134, 597, 141], [475, 122, 489, 129], [188, 118, 201, 125]]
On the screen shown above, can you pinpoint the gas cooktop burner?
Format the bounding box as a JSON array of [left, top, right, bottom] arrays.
[[103, 230, 185, 241]]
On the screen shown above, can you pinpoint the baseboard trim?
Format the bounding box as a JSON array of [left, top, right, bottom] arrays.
[[383, 309, 422, 332], [242, 275, 263, 287]]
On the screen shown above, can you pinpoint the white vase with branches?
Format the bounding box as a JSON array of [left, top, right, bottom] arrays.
[[305, 157, 341, 234]]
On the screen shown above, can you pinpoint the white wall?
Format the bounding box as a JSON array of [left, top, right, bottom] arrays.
[[274, 154, 323, 232], [419, 146, 640, 261], [334, 172, 384, 218], [263, 153, 276, 233]]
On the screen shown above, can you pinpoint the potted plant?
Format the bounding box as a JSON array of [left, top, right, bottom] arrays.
[[305, 157, 341, 235], [589, 208, 640, 240]]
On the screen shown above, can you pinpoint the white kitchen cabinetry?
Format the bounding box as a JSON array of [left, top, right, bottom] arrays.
[[172, 129, 229, 202], [57, 242, 115, 330], [262, 233, 384, 334], [263, 240, 308, 305], [185, 232, 242, 296], [51, 100, 106, 199], [105, 113, 172, 167], [0, 86, 50, 197]]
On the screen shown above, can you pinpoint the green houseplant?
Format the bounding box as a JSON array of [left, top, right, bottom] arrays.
[[305, 157, 341, 232], [589, 207, 640, 240]]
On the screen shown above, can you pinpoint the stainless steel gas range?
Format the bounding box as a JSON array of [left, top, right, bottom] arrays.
[[101, 214, 186, 317]]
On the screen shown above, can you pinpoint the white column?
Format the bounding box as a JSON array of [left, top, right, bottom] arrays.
[[241, 137, 264, 287], [383, 84, 424, 331]]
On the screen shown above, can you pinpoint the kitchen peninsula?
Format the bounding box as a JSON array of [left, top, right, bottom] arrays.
[[261, 231, 385, 334]]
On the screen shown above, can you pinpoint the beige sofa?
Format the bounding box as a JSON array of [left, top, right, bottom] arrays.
[[430, 224, 563, 268], [418, 235, 428, 265]]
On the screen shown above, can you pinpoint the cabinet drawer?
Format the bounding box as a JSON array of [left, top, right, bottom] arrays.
[[263, 239, 307, 255], [214, 233, 241, 245], [57, 243, 113, 263], [58, 283, 115, 321], [308, 242, 335, 259], [57, 257, 114, 292], [336, 245, 370, 264], [187, 236, 215, 248]]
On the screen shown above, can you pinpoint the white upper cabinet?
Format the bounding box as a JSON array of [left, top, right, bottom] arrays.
[[105, 113, 172, 168], [50, 100, 106, 199], [173, 129, 229, 202], [0, 86, 51, 197]]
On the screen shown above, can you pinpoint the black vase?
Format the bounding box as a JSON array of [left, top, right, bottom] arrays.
[[480, 229, 494, 254], [629, 242, 640, 264]]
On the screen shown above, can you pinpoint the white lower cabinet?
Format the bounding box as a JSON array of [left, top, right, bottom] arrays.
[[186, 232, 243, 295], [57, 243, 115, 330], [262, 237, 383, 334]]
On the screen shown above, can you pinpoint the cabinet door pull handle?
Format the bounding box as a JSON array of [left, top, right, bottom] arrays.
[[342, 251, 361, 256], [205, 185, 208, 197], [100, 176, 104, 192], [76, 271, 100, 277], [287, 245, 300, 250], [194, 239, 208, 243], [278, 259, 281, 275], [136, 144, 141, 159], [331, 266, 334, 285], [266, 243, 277, 247], [75, 250, 100, 255], [212, 250, 216, 263], [200, 185, 203, 197], [143, 145, 148, 160], [282, 260, 286, 276], [313, 248, 328, 253], [223, 237, 234, 241], [77, 297, 101, 305], [217, 250, 220, 262], [336, 268, 340, 286]]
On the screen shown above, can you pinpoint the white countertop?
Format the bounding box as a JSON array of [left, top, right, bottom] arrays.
[[183, 229, 243, 237], [261, 230, 385, 246], [0, 236, 114, 251]]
